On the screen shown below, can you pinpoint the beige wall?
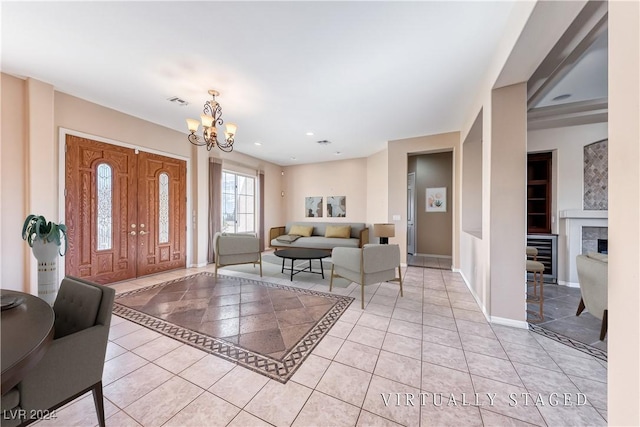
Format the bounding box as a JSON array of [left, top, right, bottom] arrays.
[[461, 111, 483, 237], [387, 132, 460, 266], [282, 158, 368, 226], [489, 83, 527, 323], [609, 1, 640, 423], [1, 74, 28, 291], [409, 152, 453, 256], [366, 149, 388, 226]]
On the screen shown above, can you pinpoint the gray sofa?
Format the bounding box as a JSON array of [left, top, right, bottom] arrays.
[[269, 222, 369, 251]]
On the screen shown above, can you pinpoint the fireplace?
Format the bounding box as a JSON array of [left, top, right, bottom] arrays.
[[560, 210, 608, 286], [597, 239, 608, 254], [581, 226, 608, 254]]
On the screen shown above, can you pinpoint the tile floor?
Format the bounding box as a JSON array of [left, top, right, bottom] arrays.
[[34, 261, 608, 427], [115, 273, 339, 360], [527, 282, 607, 353]]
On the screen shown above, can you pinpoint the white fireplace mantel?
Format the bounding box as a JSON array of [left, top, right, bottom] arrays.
[[559, 209, 608, 219], [560, 209, 608, 286]]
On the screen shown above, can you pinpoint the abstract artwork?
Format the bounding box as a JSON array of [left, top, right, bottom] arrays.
[[305, 196, 323, 217], [327, 196, 346, 217]]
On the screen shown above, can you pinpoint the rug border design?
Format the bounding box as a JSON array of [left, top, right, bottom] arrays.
[[113, 272, 354, 383], [529, 323, 607, 362]]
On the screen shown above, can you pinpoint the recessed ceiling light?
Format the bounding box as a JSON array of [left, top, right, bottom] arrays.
[[334, 151, 342, 155], [291, 156, 297, 160], [306, 132, 314, 136], [552, 94, 571, 101], [254, 142, 262, 146]]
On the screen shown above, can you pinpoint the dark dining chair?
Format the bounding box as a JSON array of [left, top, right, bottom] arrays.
[[11, 276, 115, 427]]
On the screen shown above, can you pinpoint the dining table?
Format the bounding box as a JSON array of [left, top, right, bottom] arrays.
[[1, 289, 55, 395]]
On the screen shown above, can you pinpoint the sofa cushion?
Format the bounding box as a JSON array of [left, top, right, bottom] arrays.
[[289, 224, 314, 237], [325, 225, 351, 238], [271, 236, 360, 250]]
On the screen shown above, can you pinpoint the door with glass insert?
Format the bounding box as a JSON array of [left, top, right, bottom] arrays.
[[136, 151, 187, 276], [65, 135, 186, 283]]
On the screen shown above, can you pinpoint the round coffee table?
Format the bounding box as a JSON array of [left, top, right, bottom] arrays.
[[274, 248, 331, 281]]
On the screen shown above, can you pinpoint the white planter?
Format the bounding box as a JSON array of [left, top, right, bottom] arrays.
[[32, 239, 60, 305]]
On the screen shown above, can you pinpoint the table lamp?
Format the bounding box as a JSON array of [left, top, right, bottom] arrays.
[[373, 223, 395, 244]]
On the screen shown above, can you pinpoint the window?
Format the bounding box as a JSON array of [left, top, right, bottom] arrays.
[[158, 172, 170, 243], [222, 171, 255, 233], [96, 163, 113, 250]]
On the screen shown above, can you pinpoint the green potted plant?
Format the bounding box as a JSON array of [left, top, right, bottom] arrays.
[[21, 214, 67, 304], [22, 214, 68, 255]]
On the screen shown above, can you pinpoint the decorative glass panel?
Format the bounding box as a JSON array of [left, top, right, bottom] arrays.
[[159, 172, 170, 243], [96, 163, 113, 250]]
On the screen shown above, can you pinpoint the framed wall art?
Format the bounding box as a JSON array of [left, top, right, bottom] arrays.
[[305, 196, 323, 217], [327, 196, 346, 217], [426, 187, 446, 212]]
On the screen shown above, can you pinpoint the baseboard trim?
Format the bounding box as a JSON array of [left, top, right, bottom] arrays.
[[558, 280, 580, 288], [456, 270, 490, 322], [413, 253, 452, 259], [189, 262, 208, 268], [490, 316, 529, 329]]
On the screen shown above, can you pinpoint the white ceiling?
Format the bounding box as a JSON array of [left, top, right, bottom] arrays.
[[2, 1, 522, 165], [533, 31, 608, 108]]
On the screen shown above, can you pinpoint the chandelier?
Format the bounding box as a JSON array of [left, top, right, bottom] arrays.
[[186, 89, 237, 152]]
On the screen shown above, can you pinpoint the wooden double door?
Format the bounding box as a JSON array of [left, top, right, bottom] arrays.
[[65, 135, 187, 284]]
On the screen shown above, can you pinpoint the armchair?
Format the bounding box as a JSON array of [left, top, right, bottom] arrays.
[[576, 252, 608, 340], [330, 244, 403, 309], [11, 276, 115, 426], [214, 232, 262, 277]]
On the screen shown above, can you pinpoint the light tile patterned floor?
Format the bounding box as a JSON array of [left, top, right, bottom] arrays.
[[34, 262, 607, 427]]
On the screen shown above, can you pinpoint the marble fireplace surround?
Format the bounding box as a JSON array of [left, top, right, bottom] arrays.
[[560, 209, 608, 286]]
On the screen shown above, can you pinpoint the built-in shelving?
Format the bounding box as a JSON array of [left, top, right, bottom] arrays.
[[527, 152, 552, 234]]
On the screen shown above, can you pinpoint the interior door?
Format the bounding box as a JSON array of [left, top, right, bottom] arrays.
[[65, 135, 187, 283], [136, 151, 187, 276], [407, 172, 416, 255], [65, 135, 138, 283]]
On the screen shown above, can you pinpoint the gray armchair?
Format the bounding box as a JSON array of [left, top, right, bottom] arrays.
[[214, 232, 262, 277], [576, 252, 608, 340], [12, 276, 115, 426], [330, 244, 403, 309]]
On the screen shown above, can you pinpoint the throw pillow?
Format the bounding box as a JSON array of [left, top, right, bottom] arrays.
[[325, 225, 351, 238], [289, 224, 314, 237]]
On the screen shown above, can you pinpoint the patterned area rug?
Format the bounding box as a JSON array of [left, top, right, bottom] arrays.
[[113, 272, 354, 382]]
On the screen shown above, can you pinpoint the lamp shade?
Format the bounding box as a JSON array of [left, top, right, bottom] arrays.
[[225, 122, 237, 136], [200, 114, 214, 128], [373, 223, 395, 238], [186, 118, 200, 133]]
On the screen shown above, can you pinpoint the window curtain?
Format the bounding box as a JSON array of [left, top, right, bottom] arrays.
[[207, 158, 223, 264], [259, 170, 265, 252]]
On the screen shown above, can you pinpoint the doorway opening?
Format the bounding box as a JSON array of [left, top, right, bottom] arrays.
[[406, 151, 453, 270]]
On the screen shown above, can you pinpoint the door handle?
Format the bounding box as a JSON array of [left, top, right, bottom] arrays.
[[139, 230, 148, 236], [130, 231, 136, 236]]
